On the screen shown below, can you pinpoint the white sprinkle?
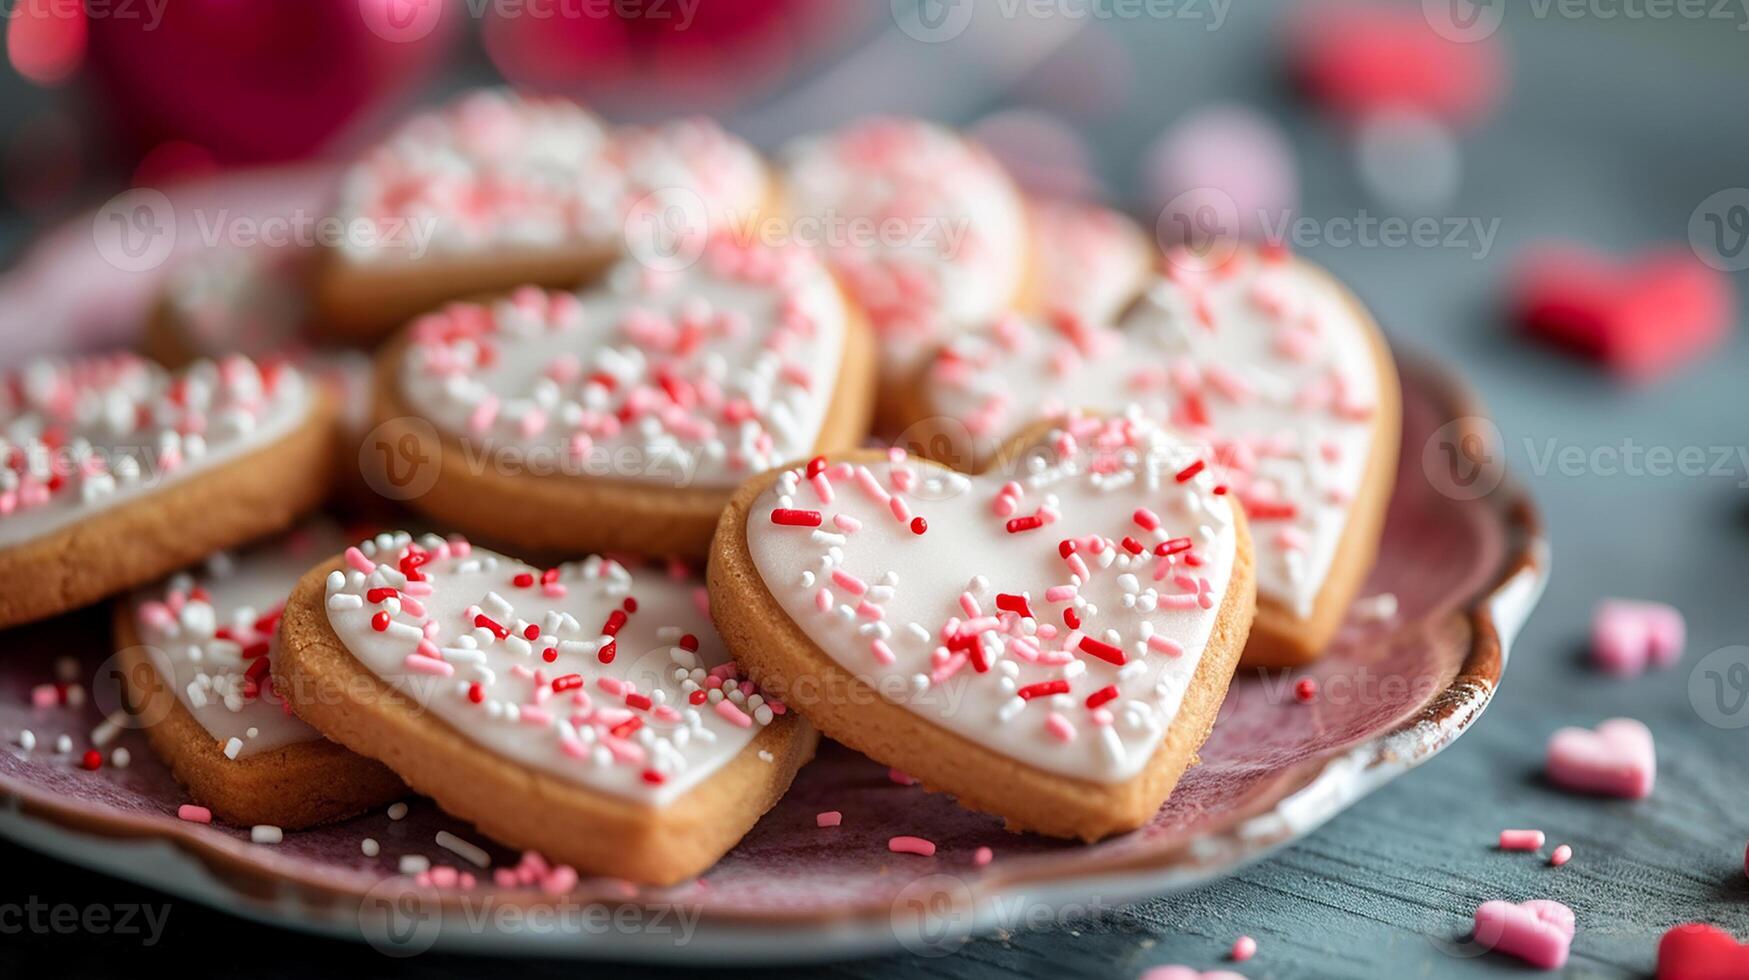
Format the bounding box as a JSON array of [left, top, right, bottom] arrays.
[[387, 802, 409, 820], [251, 825, 283, 844], [17, 730, 34, 752], [54, 734, 72, 754], [110, 747, 130, 768], [223, 737, 243, 759], [399, 854, 430, 874], [362, 838, 381, 857], [435, 830, 490, 867]]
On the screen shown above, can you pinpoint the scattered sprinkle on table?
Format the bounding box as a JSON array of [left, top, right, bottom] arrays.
[[1550, 844, 1572, 867], [251, 825, 283, 845], [177, 804, 212, 824], [436, 830, 490, 868], [387, 802, 408, 820], [816, 811, 842, 828], [1231, 935, 1257, 962], [974, 846, 994, 867], [1499, 829, 1545, 851], [362, 838, 380, 857], [400, 855, 430, 874]]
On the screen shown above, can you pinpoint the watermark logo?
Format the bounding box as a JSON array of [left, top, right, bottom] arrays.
[[1423, 0, 1507, 41], [0, 897, 172, 945], [359, 0, 446, 43], [1422, 416, 1506, 500], [893, 0, 975, 42], [1690, 188, 1749, 272], [359, 877, 443, 957], [93, 188, 176, 273], [90, 646, 176, 731], [359, 417, 442, 502], [1689, 646, 1749, 729], [891, 874, 976, 957], [1156, 187, 1242, 275], [623, 187, 710, 273]]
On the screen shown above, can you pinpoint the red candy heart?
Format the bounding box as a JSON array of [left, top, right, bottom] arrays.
[[1657, 923, 1749, 980], [1513, 244, 1736, 382], [1288, 1, 1506, 127]]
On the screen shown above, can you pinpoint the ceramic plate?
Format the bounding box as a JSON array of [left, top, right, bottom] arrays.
[[0, 179, 1545, 963]]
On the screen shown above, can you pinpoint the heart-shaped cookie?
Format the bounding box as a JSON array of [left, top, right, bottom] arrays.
[[781, 116, 1029, 417], [710, 414, 1256, 839], [317, 88, 771, 342], [274, 532, 816, 885], [904, 247, 1399, 665], [116, 520, 404, 828], [1472, 899, 1575, 970], [1545, 717, 1656, 799], [373, 235, 875, 559], [1513, 244, 1733, 382], [0, 354, 334, 628], [1658, 923, 1749, 980]]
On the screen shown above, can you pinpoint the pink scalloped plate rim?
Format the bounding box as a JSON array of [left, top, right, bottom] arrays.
[[0, 175, 1545, 962]]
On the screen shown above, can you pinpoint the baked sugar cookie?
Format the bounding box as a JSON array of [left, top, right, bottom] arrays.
[[905, 248, 1400, 666], [274, 533, 816, 885], [114, 522, 404, 828], [780, 116, 1028, 416], [710, 415, 1256, 840], [0, 354, 336, 628], [1022, 198, 1152, 324], [316, 89, 771, 343], [371, 235, 875, 559]]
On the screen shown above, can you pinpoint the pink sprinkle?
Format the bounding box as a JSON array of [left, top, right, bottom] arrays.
[[1044, 585, 1077, 603], [1550, 844, 1572, 867], [541, 865, 578, 895], [973, 846, 993, 867], [888, 768, 918, 786], [345, 547, 375, 573], [30, 684, 57, 708], [1045, 712, 1076, 742], [816, 810, 843, 828], [832, 514, 862, 533], [1231, 935, 1257, 962], [871, 639, 896, 665], [888, 835, 937, 857], [814, 588, 833, 612], [1499, 829, 1545, 852], [404, 654, 454, 677], [1148, 635, 1185, 657], [714, 699, 753, 728], [831, 569, 868, 596], [177, 804, 213, 824]]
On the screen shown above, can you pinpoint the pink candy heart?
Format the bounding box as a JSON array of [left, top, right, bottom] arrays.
[[1546, 718, 1657, 799], [1592, 599, 1685, 675], [1473, 899, 1575, 970], [1657, 923, 1749, 980]]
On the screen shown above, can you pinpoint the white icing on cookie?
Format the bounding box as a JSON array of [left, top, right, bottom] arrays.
[[334, 89, 765, 265], [397, 237, 847, 489], [1027, 199, 1152, 324], [0, 355, 313, 550], [128, 522, 349, 758], [781, 117, 1027, 380], [745, 416, 1238, 784], [324, 534, 783, 806], [924, 248, 1381, 618]]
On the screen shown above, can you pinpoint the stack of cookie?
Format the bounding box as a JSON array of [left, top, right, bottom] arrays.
[[0, 89, 1399, 886]]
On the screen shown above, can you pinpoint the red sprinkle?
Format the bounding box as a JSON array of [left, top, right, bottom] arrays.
[[1175, 460, 1206, 482], [995, 593, 1034, 619], [1085, 685, 1120, 709], [523, 624, 540, 641], [467, 682, 484, 704], [512, 572, 535, 588], [910, 516, 928, 535], [1078, 636, 1127, 666], [1017, 680, 1070, 701], [371, 611, 391, 632], [598, 640, 617, 664], [474, 614, 508, 640], [551, 674, 584, 693], [689, 690, 708, 705], [1295, 678, 1318, 703], [806, 455, 827, 478], [771, 508, 823, 527], [641, 769, 666, 785], [366, 587, 398, 603], [625, 693, 653, 711], [1155, 537, 1194, 557], [79, 749, 102, 770], [1063, 607, 1081, 630], [1006, 515, 1044, 533], [1121, 536, 1145, 555], [679, 634, 699, 652]]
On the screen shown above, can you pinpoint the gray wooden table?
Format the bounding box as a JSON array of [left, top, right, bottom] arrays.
[[3, 3, 1748, 977]]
